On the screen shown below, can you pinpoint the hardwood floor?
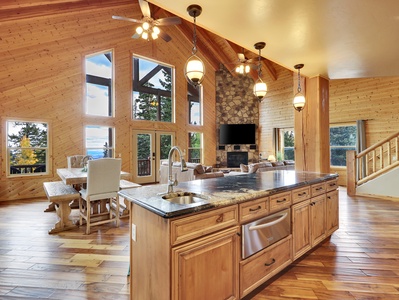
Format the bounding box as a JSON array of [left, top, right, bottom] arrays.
[[0, 188, 399, 299]]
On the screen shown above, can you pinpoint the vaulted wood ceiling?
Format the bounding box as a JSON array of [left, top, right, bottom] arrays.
[[0, 0, 277, 83]]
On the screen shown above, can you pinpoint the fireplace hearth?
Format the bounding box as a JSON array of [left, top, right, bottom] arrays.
[[227, 152, 248, 168]]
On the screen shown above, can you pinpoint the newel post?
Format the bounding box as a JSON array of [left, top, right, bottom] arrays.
[[346, 150, 356, 196]]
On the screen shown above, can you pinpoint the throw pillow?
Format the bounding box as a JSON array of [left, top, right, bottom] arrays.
[[240, 164, 249, 172]]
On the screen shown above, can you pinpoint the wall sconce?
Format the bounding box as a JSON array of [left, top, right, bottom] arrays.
[[253, 42, 267, 102], [293, 64, 306, 112], [184, 5, 205, 87]]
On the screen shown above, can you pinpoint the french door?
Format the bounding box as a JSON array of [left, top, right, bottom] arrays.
[[132, 130, 174, 184]]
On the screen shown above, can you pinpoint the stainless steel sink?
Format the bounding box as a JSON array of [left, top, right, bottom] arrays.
[[162, 192, 208, 205]]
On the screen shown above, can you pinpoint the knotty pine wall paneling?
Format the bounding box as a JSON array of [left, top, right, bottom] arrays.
[[0, 1, 216, 201]]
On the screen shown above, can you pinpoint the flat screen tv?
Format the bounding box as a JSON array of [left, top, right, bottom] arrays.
[[219, 124, 256, 145]]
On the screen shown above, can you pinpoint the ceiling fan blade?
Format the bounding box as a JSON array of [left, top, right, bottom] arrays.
[[132, 33, 140, 39], [158, 31, 172, 42], [138, 0, 151, 18], [237, 53, 245, 62], [112, 15, 142, 23], [155, 16, 182, 26]]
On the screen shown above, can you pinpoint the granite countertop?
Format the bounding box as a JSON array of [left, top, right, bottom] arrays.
[[118, 170, 338, 218]]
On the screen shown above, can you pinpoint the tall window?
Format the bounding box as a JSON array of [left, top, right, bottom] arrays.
[[188, 132, 202, 163], [85, 51, 113, 117], [132, 56, 173, 122], [85, 125, 114, 159], [6, 120, 48, 176], [278, 128, 295, 160], [188, 82, 201, 125], [330, 124, 357, 166]]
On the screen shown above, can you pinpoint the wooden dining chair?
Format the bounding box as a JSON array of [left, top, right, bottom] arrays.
[[78, 158, 121, 234]]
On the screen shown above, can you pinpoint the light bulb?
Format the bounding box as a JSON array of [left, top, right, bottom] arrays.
[[151, 32, 158, 40], [142, 22, 150, 30], [141, 31, 148, 40], [136, 26, 143, 34], [153, 26, 160, 34]]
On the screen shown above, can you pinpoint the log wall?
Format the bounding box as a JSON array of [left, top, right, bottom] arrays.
[[0, 0, 217, 200]]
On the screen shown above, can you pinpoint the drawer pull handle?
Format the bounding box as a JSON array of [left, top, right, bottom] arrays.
[[327, 196, 331, 199], [216, 215, 224, 223], [329, 183, 336, 187], [249, 205, 262, 212], [277, 198, 286, 203], [315, 187, 323, 191], [298, 192, 307, 196], [264, 258, 276, 266]]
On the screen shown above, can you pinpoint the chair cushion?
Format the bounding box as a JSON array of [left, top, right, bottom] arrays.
[[240, 164, 249, 172]]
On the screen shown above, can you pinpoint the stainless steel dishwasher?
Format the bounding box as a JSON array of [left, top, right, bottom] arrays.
[[242, 208, 291, 259]]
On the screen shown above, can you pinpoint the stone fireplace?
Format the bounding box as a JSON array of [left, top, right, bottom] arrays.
[[227, 152, 248, 168]]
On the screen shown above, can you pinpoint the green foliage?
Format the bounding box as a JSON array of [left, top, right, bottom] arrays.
[[330, 126, 357, 166], [7, 122, 47, 165]]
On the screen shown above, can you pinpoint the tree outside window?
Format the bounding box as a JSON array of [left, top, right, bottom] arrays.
[[85, 126, 114, 159], [132, 57, 173, 122], [330, 125, 357, 166], [188, 132, 202, 163], [278, 128, 295, 161], [85, 51, 113, 117], [7, 121, 48, 175]]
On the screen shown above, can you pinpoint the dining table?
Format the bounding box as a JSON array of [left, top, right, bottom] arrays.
[[47, 167, 132, 232], [57, 168, 130, 185]]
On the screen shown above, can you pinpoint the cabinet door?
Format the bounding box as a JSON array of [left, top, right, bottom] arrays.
[[326, 189, 339, 235], [310, 194, 326, 246], [292, 200, 311, 260], [172, 227, 239, 300]]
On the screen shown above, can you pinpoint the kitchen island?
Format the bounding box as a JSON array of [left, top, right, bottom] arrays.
[[119, 170, 339, 300]]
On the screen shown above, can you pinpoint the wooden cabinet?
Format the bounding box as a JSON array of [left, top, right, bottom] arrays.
[[326, 189, 339, 235], [292, 179, 339, 260], [172, 227, 240, 300], [239, 196, 268, 223], [292, 199, 311, 260], [292, 186, 310, 204], [310, 194, 326, 246], [240, 237, 292, 298], [269, 191, 291, 213]]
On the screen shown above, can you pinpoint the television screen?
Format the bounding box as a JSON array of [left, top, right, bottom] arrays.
[[219, 124, 256, 145]]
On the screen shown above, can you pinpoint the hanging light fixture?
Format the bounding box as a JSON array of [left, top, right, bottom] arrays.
[[235, 64, 250, 74], [184, 5, 205, 87], [253, 42, 267, 102], [293, 64, 306, 112]]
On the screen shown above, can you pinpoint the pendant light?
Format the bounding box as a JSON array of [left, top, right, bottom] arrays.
[[293, 64, 306, 112], [253, 42, 267, 102], [184, 5, 205, 87]]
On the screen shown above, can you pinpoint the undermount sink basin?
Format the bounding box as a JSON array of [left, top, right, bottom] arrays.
[[162, 192, 208, 205]]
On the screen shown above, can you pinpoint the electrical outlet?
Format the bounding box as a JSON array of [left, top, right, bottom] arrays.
[[132, 224, 136, 241]]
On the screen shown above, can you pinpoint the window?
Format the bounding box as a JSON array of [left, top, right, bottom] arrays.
[[277, 128, 295, 160], [188, 132, 202, 163], [85, 125, 114, 159], [188, 82, 201, 125], [330, 124, 357, 166], [85, 51, 113, 116], [6, 120, 48, 176], [132, 56, 173, 122]]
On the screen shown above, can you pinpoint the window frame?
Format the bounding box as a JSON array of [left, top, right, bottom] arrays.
[[5, 118, 51, 178], [188, 132, 202, 164], [330, 123, 357, 167], [132, 55, 175, 123], [188, 82, 202, 125], [85, 50, 114, 117], [84, 125, 115, 159], [277, 128, 295, 161]]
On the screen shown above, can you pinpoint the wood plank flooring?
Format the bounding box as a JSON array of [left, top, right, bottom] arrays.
[[0, 188, 399, 299]]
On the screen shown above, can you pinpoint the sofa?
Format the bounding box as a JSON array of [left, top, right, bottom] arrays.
[[159, 161, 224, 184], [239, 160, 295, 174]]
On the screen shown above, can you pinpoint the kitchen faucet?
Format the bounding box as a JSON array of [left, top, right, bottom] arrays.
[[166, 146, 188, 194]]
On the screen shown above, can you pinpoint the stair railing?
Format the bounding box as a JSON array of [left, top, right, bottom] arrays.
[[347, 132, 399, 196]]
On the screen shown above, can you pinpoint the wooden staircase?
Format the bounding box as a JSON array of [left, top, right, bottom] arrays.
[[346, 131, 399, 196]]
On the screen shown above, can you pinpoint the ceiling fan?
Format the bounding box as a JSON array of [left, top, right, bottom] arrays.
[[112, 0, 181, 42], [225, 49, 261, 74]]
